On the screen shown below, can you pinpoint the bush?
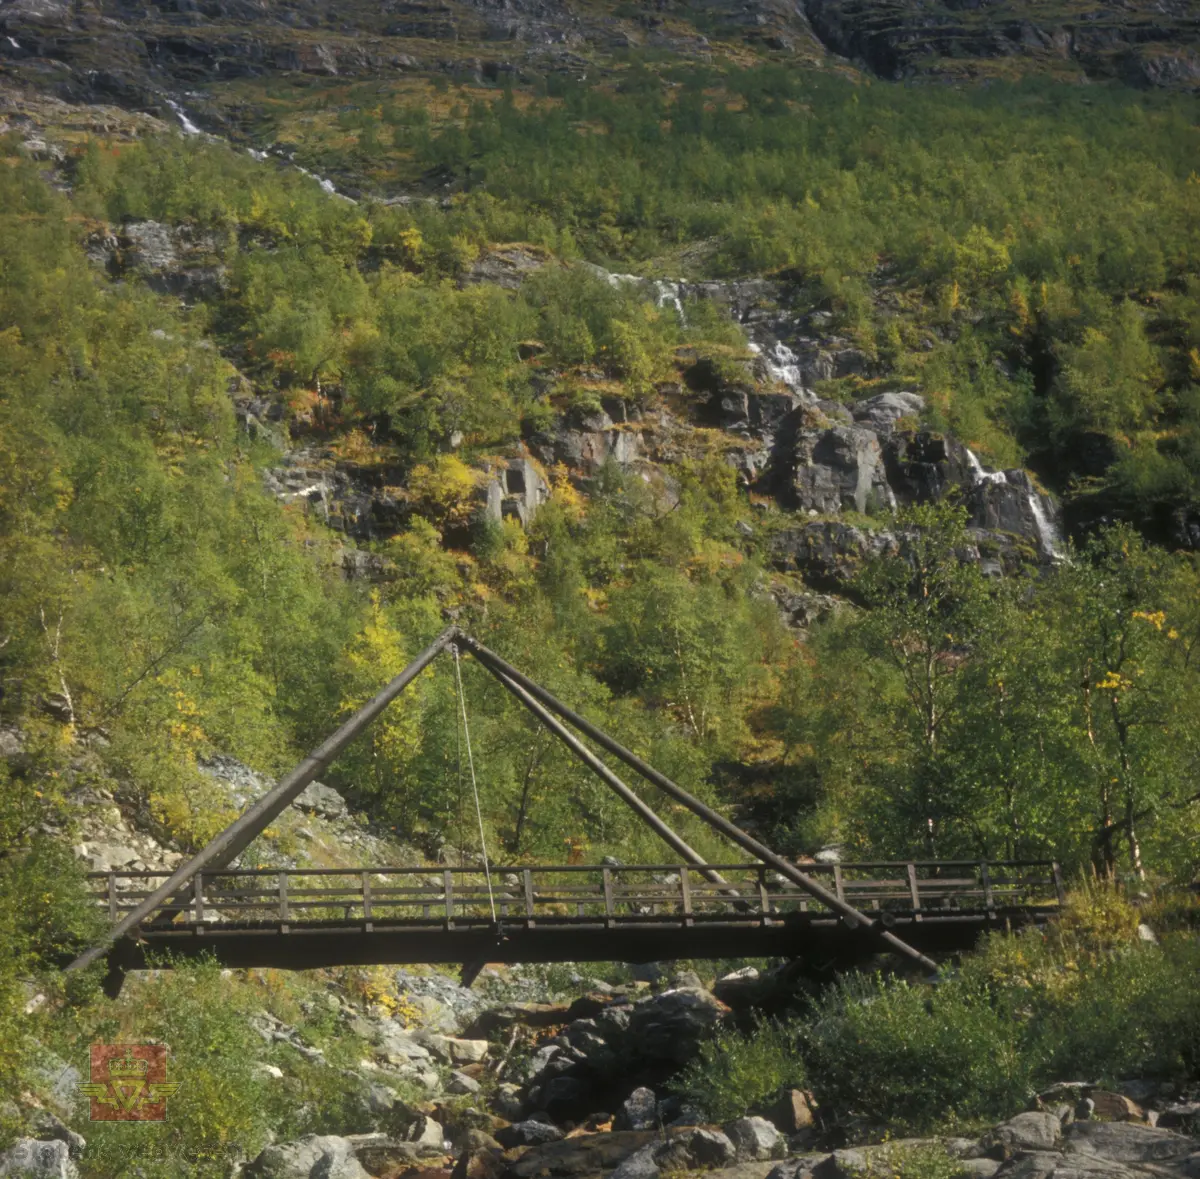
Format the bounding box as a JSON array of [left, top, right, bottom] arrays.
[[62, 958, 275, 1178], [804, 974, 1031, 1136], [671, 1017, 806, 1123]]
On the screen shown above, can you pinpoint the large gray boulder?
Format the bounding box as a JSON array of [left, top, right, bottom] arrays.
[[0, 1139, 78, 1179], [614, 1088, 659, 1132], [293, 780, 348, 820], [787, 424, 892, 516], [611, 1129, 738, 1179], [989, 1112, 1063, 1155], [626, 987, 730, 1065], [851, 392, 925, 433], [245, 1135, 371, 1179], [726, 1116, 785, 1161], [1063, 1121, 1197, 1164], [497, 1119, 566, 1148]]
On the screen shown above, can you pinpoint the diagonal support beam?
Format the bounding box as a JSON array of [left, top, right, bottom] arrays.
[[483, 662, 731, 891], [458, 634, 939, 973], [67, 626, 459, 975]]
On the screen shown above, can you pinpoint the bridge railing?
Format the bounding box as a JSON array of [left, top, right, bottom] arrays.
[[87, 859, 1064, 932]]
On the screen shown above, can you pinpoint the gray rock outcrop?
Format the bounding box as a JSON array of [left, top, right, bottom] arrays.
[[0, 1139, 78, 1179], [245, 1135, 372, 1179]]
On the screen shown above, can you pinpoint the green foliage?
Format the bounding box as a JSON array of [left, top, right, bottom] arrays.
[[672, 1018, 807, 1123], [680, 900, 1200, 1140], [805, 973, 1031, 1135]]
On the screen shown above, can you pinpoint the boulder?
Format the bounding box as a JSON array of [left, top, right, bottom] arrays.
[[246, 1135, 371, 1179], [961, 1162, 1001, 1179], [850, 392, 925, 432], [507, 1131, 658, 1179], [413, 1032, 489, 1065], [1086, 1092, 1146, 1123], [1063, 1121, 1197, 1164], [346, 1136, 423, 1177], [0, 1139, 78, 1179], [811, 1149, 870, 1179], [448, 1071, 482, 1095], [786, 423, 892, 516], [768, 1090, 814, 1135], [27, 1112, 85, 1159], [611, 1145, 661, 1179], [612, 1130, 738, 1179], [1158, 1104, 1200, 1131], [407, 1116, 446, 1153], [496, 1119, 566, 1148], [293, 780, 348, 819], [626, 987, 730, 1065], [452, 1148, 507, 1179], [726, 1117, 785, 1161], [987, 1112, 1063, 1156], [614, 1088, 659, 1132]]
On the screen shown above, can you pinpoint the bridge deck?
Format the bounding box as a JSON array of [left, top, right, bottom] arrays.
[[91, 859, 1064, 974]]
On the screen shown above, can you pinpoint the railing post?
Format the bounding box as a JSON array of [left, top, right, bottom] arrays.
[[362, 871, 373, 933], [278, 872, 290, 933], [757, 865, 770, 924], [108, 872, 118, 923], [602, 868, 615, 929], [444, 870, 454, 930], [906, 862, 922, 922], [1051, 861, 1066, 906], [193, 873, 205, 929], [980, 860, 995, 919], [833, 863, 845, 904], [679, 866, 693, 928], [523, 869, 535, 927]]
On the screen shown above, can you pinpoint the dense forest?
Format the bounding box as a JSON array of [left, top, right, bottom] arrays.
[[0, 51, 1199, 1170]]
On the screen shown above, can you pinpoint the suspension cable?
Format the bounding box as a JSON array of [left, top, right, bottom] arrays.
[[453, 646, 495, 921]]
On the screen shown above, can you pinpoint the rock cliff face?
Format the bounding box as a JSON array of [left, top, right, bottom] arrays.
[[0, 0, 1196, 119], [800, 0, 1200, 89]]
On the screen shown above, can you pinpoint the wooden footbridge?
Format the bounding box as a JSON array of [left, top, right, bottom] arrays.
[[67, 630, 1064, 994]]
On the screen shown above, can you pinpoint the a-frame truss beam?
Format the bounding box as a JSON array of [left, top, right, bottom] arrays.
[[457, 634, 939, 972], [67, 626, 937, 979]]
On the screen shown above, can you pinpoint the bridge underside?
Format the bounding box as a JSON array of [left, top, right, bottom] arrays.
[[104, 909, 1051, 978]]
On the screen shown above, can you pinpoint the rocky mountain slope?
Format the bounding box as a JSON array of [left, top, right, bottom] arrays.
[[0, 0, 1197, 144]]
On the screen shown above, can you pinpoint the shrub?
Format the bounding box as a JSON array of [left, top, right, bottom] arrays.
[[64, 958, 274, 1178], [671, 1017, 806, 1123], [804, 973, 1031, 1136]]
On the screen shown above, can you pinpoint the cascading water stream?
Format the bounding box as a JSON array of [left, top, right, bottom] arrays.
[[165, 99, 203, 136], [965, 448, 1064, 561], [747, 341, 807, 397]]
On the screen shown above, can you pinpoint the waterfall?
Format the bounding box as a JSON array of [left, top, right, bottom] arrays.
[[584, 266, 687, 321], [964, 447, 1007, 486], [748, 341, 807, 397], [652, 280, 685, 320], [166, 99, 203, 136], [1026, 494, 1064, 562], [965, 449, 1064, 561], [7, 36, 21, 49]]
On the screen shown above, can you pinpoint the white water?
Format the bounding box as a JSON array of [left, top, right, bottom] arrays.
[[965, 449, 1064, 561], [7, 36, 21, 50], [965, 447, 1008, 486], [748, 340, 807, 397], [166, 99, 202, 136], [589, 266, 686, 322], [1027, 493, 1065, 562]]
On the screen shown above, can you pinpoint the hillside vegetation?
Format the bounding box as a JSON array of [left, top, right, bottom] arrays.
[[0, 46, 1198, 1173]]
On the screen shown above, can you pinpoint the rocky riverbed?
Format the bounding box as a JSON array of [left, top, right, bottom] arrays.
[[5, 959, 1198, 1179]]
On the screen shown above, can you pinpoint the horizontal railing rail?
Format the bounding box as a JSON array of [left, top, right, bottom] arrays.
[[88, 859, 1064, 934]]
